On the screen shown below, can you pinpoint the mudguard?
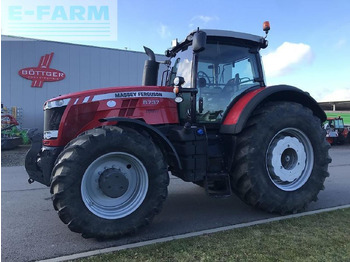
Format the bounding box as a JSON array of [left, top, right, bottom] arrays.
[[100, 117, 182, 170], [220, 85, 326, 134]]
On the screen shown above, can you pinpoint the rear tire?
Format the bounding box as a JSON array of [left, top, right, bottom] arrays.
[[50, 126, 169, 238], [231, 102, 331, 214]]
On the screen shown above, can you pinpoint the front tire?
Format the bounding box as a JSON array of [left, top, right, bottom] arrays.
[[50, 126, 169, 238], [231, 102, 331, 214]]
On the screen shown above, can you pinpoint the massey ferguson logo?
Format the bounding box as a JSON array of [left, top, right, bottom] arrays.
[[18, 52, 65, 87]]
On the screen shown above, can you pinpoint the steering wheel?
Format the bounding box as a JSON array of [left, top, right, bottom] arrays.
[[197, 71, 211, 85], [223, 75, 253, 93], [223, 77, 240, 93], [240, 77, 252, 84]]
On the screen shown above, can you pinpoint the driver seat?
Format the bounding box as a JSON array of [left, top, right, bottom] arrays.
[[223, 73, 240, 93], [198, 77, 207, 88]]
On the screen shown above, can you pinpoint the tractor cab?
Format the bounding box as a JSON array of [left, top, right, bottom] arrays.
[[166, 29, 268, 125], [328, 117, 345, 130]]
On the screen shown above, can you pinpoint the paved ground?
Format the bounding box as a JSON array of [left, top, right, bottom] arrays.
[[1, 145, 350, 262], [1, 145, 29, 167]]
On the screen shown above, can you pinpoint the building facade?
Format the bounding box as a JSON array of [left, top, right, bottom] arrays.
[[1, 36, 166, 131]]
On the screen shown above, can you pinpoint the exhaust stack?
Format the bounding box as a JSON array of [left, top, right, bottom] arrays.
[[142, 46, 159, 86]]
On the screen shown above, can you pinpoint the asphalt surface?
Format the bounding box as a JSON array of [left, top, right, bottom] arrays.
[[1, 145, 350, 262]]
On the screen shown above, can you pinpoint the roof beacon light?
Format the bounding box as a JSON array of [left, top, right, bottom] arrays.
[[263, 21, 270, 38]]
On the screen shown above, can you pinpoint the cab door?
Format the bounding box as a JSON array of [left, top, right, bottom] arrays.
[[195, 43, 261, 124]]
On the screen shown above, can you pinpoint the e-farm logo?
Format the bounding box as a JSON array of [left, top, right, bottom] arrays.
[[2, 0, 117, 41]]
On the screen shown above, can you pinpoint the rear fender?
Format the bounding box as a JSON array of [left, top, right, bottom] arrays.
[[220, 85, 326, 134], [100, 117, 182, 170]]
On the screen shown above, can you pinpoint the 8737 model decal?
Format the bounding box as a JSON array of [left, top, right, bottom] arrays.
[[143, 99, 160, 105]]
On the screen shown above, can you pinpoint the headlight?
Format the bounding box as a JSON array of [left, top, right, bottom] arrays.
[[44, 130, 59, 139], [173, 76, 185, 87], [44, 98, 70, 110]]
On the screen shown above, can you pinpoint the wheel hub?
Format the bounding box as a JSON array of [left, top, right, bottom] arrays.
[[266, 128, 314, 192], [99, 168, 129, 198], [281, 148, 298, 170], [81, 152, 149, 219], [270, 136, 306, 182]]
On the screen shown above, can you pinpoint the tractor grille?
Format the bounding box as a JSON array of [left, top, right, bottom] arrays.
[[44, 106, 66, 132], [119, 99, 138, 117]]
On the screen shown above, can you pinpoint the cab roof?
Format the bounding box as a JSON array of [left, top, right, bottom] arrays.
[[168, 28, 267, 56], [200, 29, 264, 44]]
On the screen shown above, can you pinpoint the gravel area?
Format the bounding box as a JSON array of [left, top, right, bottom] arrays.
[[1, 145, 30, 167]]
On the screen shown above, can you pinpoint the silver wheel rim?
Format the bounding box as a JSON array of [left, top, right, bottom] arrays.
[[266, 128, 314, 191], [81, 152, 148, 219]]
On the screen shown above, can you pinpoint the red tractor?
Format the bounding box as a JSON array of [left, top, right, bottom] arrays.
[[324, 116, 349, 145], [25, 22, 331, 238]]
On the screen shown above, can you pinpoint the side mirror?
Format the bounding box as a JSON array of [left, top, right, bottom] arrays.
[[192, 31, 207, 53]]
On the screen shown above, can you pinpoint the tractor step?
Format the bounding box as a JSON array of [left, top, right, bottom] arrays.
[[204, 172, 232, 198]]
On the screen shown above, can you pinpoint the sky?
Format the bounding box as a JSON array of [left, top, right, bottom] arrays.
[[2, 0, 350, 102]]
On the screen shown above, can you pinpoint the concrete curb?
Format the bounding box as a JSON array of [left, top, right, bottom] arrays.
[[38, 204, 350, 262]]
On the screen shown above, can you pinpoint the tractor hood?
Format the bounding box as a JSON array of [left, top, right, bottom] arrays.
[[44, 86, 176, 109], [42, 85, 179, 147]]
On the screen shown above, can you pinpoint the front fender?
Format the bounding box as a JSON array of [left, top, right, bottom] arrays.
[[100, 117, 182, 170], [220, 85, 326, 134]]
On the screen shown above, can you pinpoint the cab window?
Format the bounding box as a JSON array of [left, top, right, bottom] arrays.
[[196, 43, 260, 123], [168, 46, 193, 88]]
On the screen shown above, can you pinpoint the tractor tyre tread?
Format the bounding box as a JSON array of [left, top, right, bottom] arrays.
[[231, 101, 331, 214], [50, 125, 169, 239]]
